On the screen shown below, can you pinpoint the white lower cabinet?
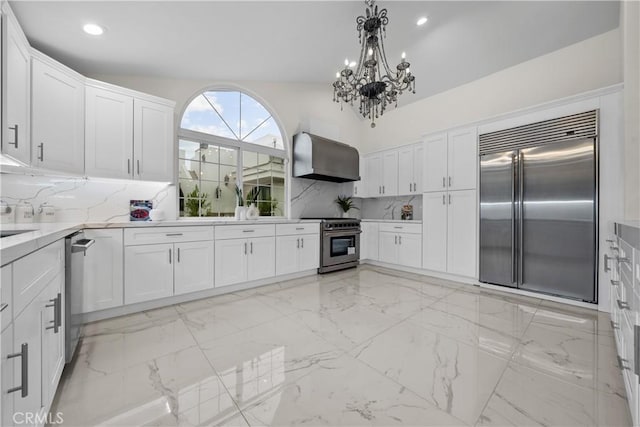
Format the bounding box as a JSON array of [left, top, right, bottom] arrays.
[[275, 232, 319, 275], [423, 189, 477, 278], [174, 241, 215, 296], [378, 232, 398, 264], [40, 274, 64, 414], [82, 229, 124, 313], [1, 326, 15, 427], [124, 243, 174, 304], [378, 224, 422, 269], [215, 236, 275, 287], [360, 222, 379, 261]]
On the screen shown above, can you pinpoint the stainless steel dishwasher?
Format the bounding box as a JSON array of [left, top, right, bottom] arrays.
[[65, 231, 94, 363]]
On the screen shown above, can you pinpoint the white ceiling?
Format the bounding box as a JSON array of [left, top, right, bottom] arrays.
[[11, 1, 619, 103]]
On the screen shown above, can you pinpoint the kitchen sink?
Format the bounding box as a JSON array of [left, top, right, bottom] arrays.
[[0, 230, 35, 238]]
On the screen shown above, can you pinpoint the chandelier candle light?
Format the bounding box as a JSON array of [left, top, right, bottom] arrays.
[[333, 0, 416, 128]]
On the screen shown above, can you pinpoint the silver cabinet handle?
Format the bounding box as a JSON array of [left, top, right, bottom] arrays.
[[414, 183, 417, 192], [394, 226, 403, 229], [169, 248, 172, 264], [250, 242, 253, 254], [611, 320, 618, 330], [242, 229, 255, 233], [354, 186, 357, 195], [398, 235, 402, 245], [448, 194, 452, 204], [617, 355, 629, 370], [137, 160, 140, 175], [611, 279, 620, 286], [394, 235, 397, 245], [301, 238, 304, 248], [45, 294, 60, 334], [177, 247, 180, 263], [8, 124, 18, 147], [604, 254, 611, 272], [296, 227, 304, 230], [127, 159, 131, 174], [449, 176, 452, 187], [606, 239, 615, 243], [617, 257, 630, 265], [442, 177, 445, 188], [634, 325, 640, 375], [617, 299, 630, 310], [37, 143, 44, 161], [0, 303, 8, 312], [442, 194, 445, 205], [382, 185, 385, 194], [166, 233, 183, 237], [409, 183, 412, 193], [7, 343, 28, 397], [296, 238, 300, 249], [244, 242, 247, 255]]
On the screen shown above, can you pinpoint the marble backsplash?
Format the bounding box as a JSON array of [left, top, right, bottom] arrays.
[[290, 177, 356, 219], [0, 173, 177, 222], [360, 195, 423, 220]]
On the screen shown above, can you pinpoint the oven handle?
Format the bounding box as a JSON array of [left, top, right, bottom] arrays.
[[324, 230, 362, 236]]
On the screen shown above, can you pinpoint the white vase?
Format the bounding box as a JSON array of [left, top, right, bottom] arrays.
[[342, 211, 350, 218], [246, 203, 260, 220], [235, 206, 246, 220]]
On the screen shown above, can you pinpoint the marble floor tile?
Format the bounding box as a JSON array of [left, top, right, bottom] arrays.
[[512, 321, 626, 396], [239, 354, 467, 426], [52, 266, 630, 427], [478, 362, 631, 427], [352, 320, 509, 425]]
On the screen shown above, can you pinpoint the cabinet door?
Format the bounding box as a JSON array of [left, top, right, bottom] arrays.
[[12, 293, 43, 419], [82, 229, 124, 313], [378, 232, 398, 265], [174, 241, 214, 295], [447, 127, 477, 191], [31, 58, 85, 174], [247, 237, 276, 281], [41, 274, 64, 411], [398, 146, 415, 196], [298, 234, 320, 271], [2, 12, 30, 164], [214, 239, 247, 287], [353, 157, 366, 197], [124, 244, 174, 304], [133, 99, 174, 182], [423, 192, 448, 272], [413, 144, 424, 193], [2, 326, 15, 427], [398, 233, 422, 268], [447, 190, 477, 277], [275, 235, 299, 276], [365, 154, 383, 197], [85, 86, 134, 179], [423, 133, 448, 192], [382, 150, 398, 196]]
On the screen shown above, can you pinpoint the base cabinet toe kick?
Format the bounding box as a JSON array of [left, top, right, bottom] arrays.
[[607, 222, 640, 426]]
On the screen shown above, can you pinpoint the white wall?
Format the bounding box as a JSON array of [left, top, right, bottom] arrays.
[[357, 29, 622, 153], [621, 1, 640, 220]]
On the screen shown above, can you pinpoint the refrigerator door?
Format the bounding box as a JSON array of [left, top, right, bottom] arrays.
[[519, 138, 596, 301], [479, 151, 517, 287]]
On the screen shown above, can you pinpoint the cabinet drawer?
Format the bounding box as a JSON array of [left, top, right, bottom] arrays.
[[378, 222, 422, 234], [215, 224, 275, 240], [276, 223, 319, 236], [13, 240, 64, 316], [124, 226, 214, 245]]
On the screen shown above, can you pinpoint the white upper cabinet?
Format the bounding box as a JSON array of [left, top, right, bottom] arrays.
[[447, 127, 477, 191], [85, 85, 134, 179], [423, 133, 448, 192], [423, 128, 477, 192], [133, 98, 174, 182], [363, 150, 398, 197], [85, 81, 175, 182], [353, 157, 367, 197], [398, 143, 423, 195], [2, 5, 30, 164], [365, 154, 383, 197], [382, 150, 398, 196], [31, 55, 85, 174]]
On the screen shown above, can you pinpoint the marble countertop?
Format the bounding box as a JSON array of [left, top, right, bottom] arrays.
[[0, 218, 321, 266], [616, 220, 640, 230], [361, 219, 423, 224]]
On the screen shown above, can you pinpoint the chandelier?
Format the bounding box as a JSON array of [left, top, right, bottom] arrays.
[[333, 0, 415, 128]]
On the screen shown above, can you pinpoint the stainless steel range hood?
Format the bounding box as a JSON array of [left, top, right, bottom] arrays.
[[292, 132, 360, 182]]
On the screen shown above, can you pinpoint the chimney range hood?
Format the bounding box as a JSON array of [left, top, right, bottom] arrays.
[[292, 132, 360, 183]]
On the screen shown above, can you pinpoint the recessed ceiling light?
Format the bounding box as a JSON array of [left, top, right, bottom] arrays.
[[83, 23, 104, 36], [417, 16, 428, 26]]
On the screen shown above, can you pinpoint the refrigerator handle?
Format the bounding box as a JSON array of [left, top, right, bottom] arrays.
[[518, 151, 524, 286], [511, 152, 517, 285]]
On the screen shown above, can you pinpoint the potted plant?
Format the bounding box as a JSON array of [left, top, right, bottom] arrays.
[[245, 187, 261, 219], [234, 184, 246, 220], [335, 195, 359, 218], [184, 185, 211, 217]]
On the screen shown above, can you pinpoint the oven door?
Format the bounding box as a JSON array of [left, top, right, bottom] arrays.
[[323, 230, 360, 267]]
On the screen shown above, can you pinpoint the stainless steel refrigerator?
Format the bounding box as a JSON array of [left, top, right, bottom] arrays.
[[479, 110, 598, 302]]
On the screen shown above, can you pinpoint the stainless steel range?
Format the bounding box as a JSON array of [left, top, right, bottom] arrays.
[[312, 218, 361, 273]]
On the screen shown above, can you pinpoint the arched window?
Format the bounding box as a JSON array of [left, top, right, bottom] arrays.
[[178, 89, 286, 217]]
